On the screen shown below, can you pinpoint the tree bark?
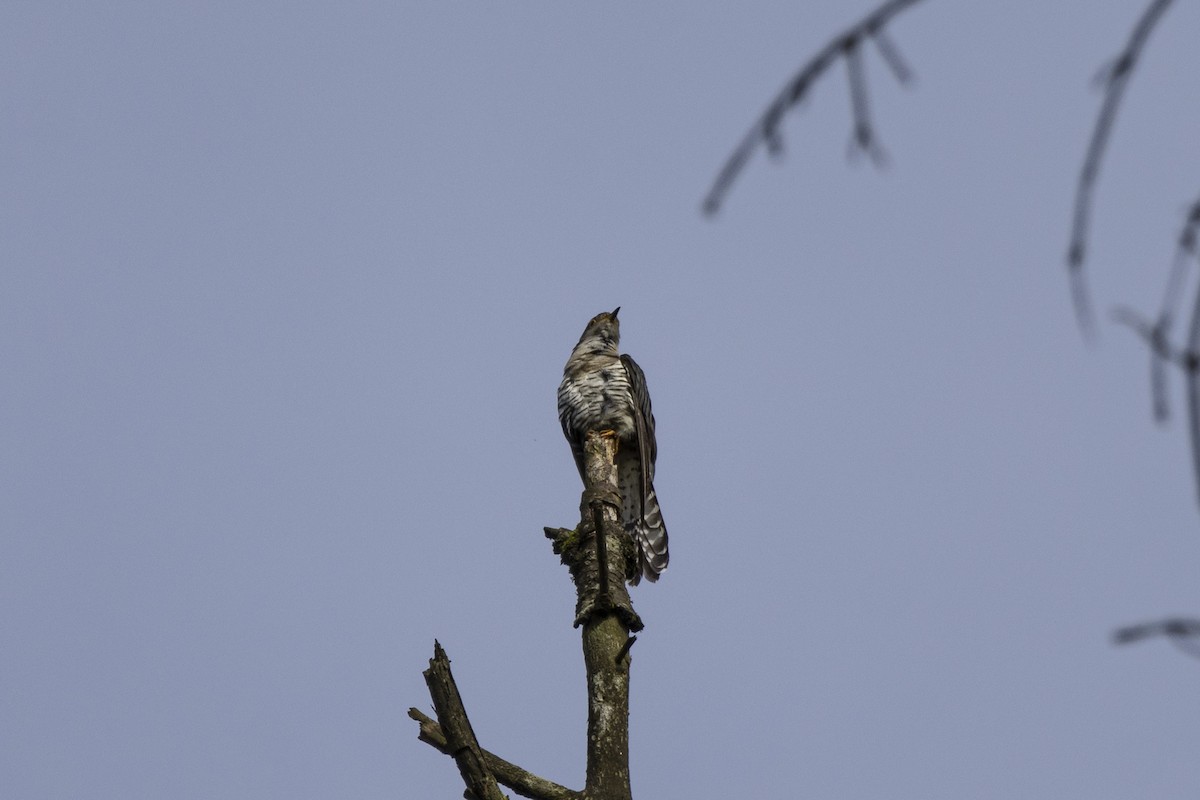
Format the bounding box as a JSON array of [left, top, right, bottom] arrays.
[[414, 430, 645, 800], [421, 641, 507, 800], [408, 708, 579, 800], [576, 432, 637, 800]]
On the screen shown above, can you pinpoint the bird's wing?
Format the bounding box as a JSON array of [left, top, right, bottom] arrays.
[[620, 354, 656, 515], [557, 381, 587, 480]]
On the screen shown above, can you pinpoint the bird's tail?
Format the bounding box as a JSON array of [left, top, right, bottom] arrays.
[[629, 483, 668, 584]]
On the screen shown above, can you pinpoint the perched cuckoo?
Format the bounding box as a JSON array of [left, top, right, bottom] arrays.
[[558, 308, 669, 584]]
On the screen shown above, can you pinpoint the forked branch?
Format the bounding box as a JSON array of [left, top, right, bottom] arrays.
[[1114, 246, 1200, 511], [413, 431, 645, 800], [702, 0, 924, 216], [1146, 196, 1200, 421], [407, 707, 579, 800]]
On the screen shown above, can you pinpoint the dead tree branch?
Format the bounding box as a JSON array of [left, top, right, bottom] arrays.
[[1067, 0, 1176, 337], [547, 431, 642, 800], [1186, 278, 1200, 513], [546, 434, 643, 633], [413, 431, 645, 800], [702, 0, 924, 216], [407, 708, 579, 800], [421, 641, 508, 800]]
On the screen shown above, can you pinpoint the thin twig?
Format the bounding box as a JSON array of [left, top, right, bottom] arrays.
[[844, 39, 885, 165], [614, 635, 637, 666], [1186, 274, 1200, 510], [1113, 618, 1200, 660], [702, 0, 925, 215], [1066, 0, 1175, 338], [1113, 302, 1200, 511], [1111, 306, 1195, 372], [1158, 199, 1200, 329], [1145, 198, 1200, 421], [1150, 314, 1171, 422], [871, 27, 914, 84]]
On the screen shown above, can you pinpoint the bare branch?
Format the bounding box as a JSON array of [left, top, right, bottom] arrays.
[[1113, 301, 1200, 511], [1066, 0, 1175, 337], [702, 0, 925, 216], [1111, 306, 1193, 373], [421, 641, 508, 800], [871, 27, 914, 85], [1186, 275, 1200, 511], [1113, 617, 1200, 660], [1157, 199, 1200, 331], [844, 38, 887, 167], [408, 708, 580, 800], [1143, 197, 1200, 421]]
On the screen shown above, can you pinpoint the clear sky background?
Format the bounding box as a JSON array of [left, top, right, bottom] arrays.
[[3, 2, 1199, 798]]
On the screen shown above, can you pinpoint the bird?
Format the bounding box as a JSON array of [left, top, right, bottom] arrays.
[[557, 308, 669, 584]]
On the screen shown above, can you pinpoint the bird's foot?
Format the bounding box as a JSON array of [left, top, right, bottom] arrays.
[[596, 429, 619, 455]]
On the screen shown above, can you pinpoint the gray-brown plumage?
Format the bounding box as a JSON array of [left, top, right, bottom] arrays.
[[558, 308, 668, 584]]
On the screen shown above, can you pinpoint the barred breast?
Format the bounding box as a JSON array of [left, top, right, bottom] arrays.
[[557, 354, 636, 442]]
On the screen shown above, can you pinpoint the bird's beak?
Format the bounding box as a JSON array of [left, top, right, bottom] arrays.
[[611, 306, 621, 319]]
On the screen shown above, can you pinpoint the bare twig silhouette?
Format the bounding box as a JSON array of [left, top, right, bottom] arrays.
[[704, 0, 1180, 345], [1186, 278, 1200, 512], [1114, 617, 1200, 660], [1149, 198, 1200, 420], [702, 1, 1200, 668], [701, 0, 925, 216], [1116, 195, 1200, 510], [1067, 0, 1176, 338], [1111, 306, 1196, 374], [871, 26, 914, 85], [1157, 200, 1200, 338], [844, 38, 887, 166], [1114, 265, 1200, 510]]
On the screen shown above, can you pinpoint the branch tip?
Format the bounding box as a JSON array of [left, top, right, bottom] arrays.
[[702, 0, 926, 213], [1113, 617, 1200, 660], [1068, 0, 1175, 333], [615, 635, 637, 665]]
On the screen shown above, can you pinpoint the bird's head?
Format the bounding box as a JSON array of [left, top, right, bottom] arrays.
[[573, 307, 624, 352], [575, 307, 621, 350]]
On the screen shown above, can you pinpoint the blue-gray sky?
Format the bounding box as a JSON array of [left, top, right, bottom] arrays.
[[3, 3, 1199, 798]]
